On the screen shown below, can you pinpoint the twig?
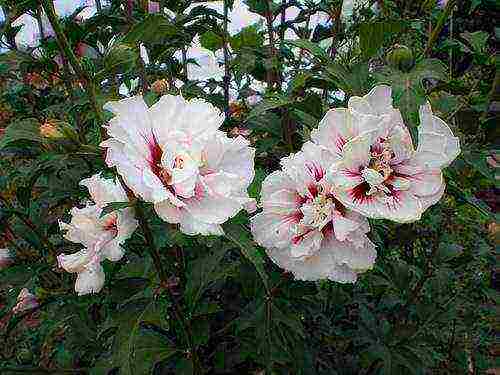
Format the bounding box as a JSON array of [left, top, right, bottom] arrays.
[[41, 0, 104, 125], [264, 0, 279, 89], [424, 0, 457, 57], [222, 0, 231, 119]]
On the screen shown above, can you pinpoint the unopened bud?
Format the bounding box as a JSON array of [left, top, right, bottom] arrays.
[[387, 45, 415, 72], [228, 101, 246, 118], [151, 79, 168, 94], [12, 288, 39, 314], [40, 121, 63, 139]]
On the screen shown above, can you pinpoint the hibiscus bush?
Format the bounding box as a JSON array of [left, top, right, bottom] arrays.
[[0, 0, 498, 374]]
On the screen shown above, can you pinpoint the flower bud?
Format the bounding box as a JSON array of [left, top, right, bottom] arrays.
[[40, 121, 63, 139], [40, 120, 79, 143], [228, 101, 246, 118], [151, 79, 168, 95], [387, 45, 415, 72], [12, 288, 39, 314]]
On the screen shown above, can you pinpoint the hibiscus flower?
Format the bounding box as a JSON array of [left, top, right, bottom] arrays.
[[101, 94, 255, 235], [312, 85, 460, 222], [251, 142, 376, 283], [58, 174, 138, 295]]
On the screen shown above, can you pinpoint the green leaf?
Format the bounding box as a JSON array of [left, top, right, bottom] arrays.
[[223, 223, 270, 291], [100, 201, 133, 218], [323, 62, 371, 96], [461, 150, 496, 181], [359, 21, 405, 59], [200, 30, 224, 52], [123, 14, 181, 44], [100, 42, 138, 77], [247, 96, 293, 119], [184, 242, 232, 312], [285, 39, 329, 61], [460, 31, 489, 54], [230, 24, 264, 52], [95, 298, 175, 375], [248, 168, 266, 199], [0, 118, 43, 150]]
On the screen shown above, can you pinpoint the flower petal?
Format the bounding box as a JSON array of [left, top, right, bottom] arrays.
[[74, 262, 106, 296], [415, 103, 460, 168]]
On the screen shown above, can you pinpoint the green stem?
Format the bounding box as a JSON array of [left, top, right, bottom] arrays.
[[41, 0, 104, 124], [424, 0, 457, 56], [117, 178, 201, 373], [223, 0, 231, 119]]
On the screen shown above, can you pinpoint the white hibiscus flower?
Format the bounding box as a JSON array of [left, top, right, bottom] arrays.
[[101, 94, 256, 236], [251, 142, 376, 283], [312, 85, 460, 223], [58, 174, 138, 296]]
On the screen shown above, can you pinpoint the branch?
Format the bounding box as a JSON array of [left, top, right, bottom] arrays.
[[424, 0, 457, 56], [222, 0, 231, 119], [264, 0, 279, 89], [41, 0, 104, 125], [116, 177, 202, 373]]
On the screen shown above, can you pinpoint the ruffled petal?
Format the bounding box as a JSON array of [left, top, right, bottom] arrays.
[[327, 235, 377, 271], [178, 211, 224, 235], [415, 103, 460, 168], [57, 249, 92, 273], [80, 174, 127, 207], [74, 262, 106, 296]]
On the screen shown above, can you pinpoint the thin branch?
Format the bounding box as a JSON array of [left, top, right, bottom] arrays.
[[222, 0, 231, 119], [117, 178, 202, 374], [41, 0, 104, 125], [264, 0, 279, 89], [424, 0, 457, 56]]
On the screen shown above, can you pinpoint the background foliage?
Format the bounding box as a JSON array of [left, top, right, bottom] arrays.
[[0, 0, 498, 374]]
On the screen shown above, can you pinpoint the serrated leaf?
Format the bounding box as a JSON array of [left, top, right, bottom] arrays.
[[95, 298, 174, 375], [123, 14, 180, 44], [200, 30, 223, 52], [247, 96, 293, 119], [0, 118, 43, 150], [184, 243, 231, 312], [359, 21, 405, 58], [223, 223, 269, 291], [285, 39, 329, 61]]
